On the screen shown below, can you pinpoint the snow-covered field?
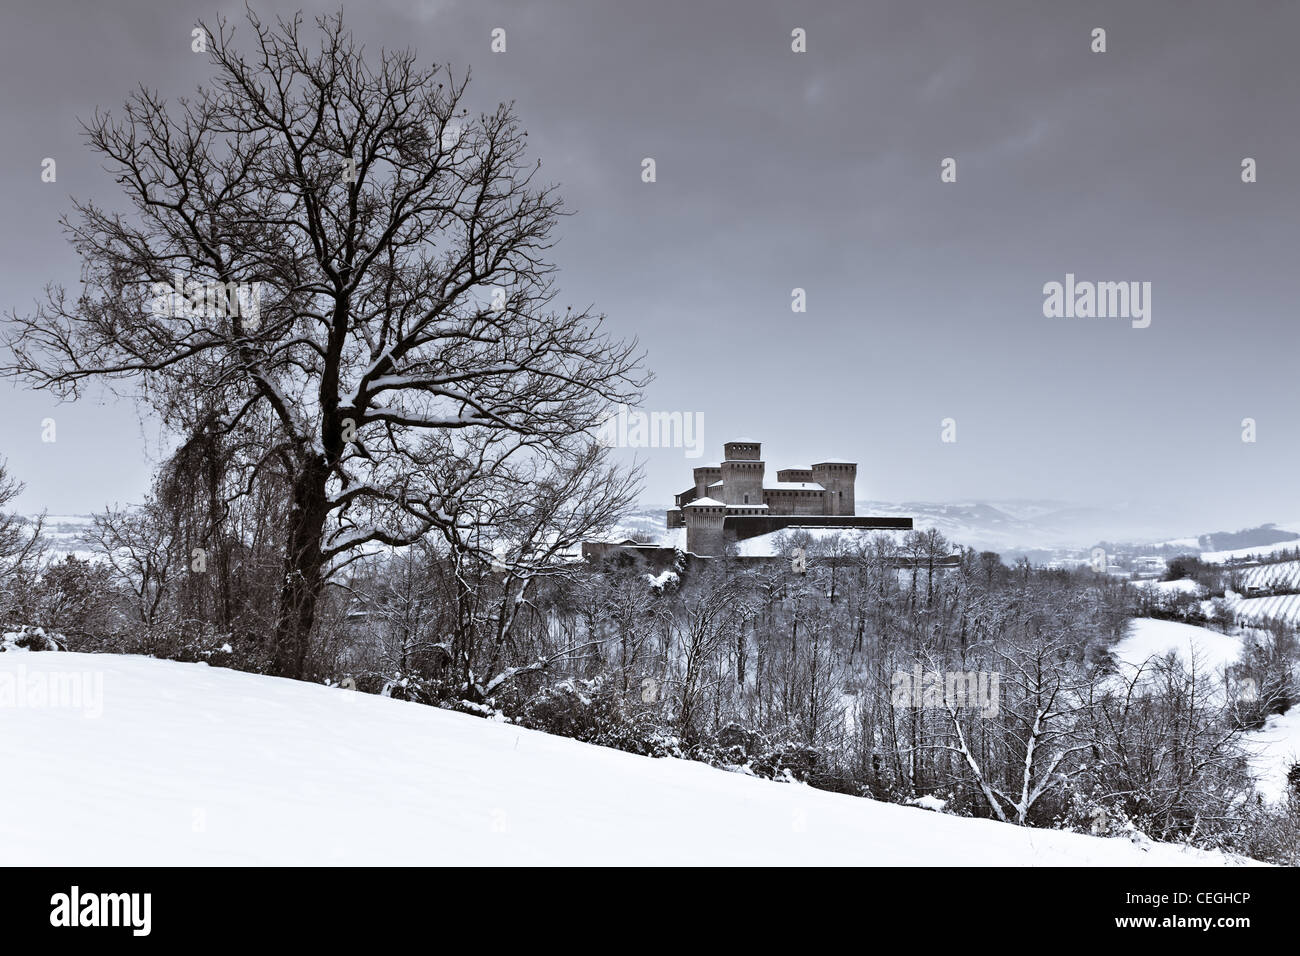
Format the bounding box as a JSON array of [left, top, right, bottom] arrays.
[[0, 652, 1261, 866], [1228, 560, 1300, 593], [1129, 578, 1207, 597], [1215, 560, 1300, 626], [1111, 618, 1243, 675], [1231, 593, 1300, 626], [601, 501, 1235, 558], [1246, 708, 1300, 804]]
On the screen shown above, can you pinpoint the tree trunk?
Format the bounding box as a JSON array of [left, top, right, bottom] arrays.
[[272, 460, 329, 679], [205, 441, 235, 634]]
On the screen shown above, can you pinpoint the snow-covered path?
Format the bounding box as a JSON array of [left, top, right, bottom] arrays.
[[0, 653, 1258, 865]]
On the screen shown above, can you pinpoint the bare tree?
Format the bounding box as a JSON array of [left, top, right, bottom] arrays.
[[585, 553, 666, 696], [672, 568, 753, 736], [2, 10, 645, 677], [1087, 650, 1254, 841], [985, 634, 1091, 825], [88, 501, 179, 629], [0, 458, 44, 619], [451, 443, 641, 698]]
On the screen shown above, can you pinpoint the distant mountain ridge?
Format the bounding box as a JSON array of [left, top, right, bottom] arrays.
[[1195, 524, 1299, 553]]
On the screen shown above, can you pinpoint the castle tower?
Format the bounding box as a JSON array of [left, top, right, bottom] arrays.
[[811, 460, 857, 516], [719, 439, 763, 507], [683, 498, 726, 555], [723, 440, 761, 461], [692, 464, 722, 499]]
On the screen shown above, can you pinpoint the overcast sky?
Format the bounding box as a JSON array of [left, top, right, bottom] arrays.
[[1, 0, 1296, 535]]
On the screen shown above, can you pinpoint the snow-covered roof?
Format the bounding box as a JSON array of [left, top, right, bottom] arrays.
[[728, 438, 760, 444], [765, 481, 825, 491], [813, 458, 856, 465], [708, 480, 724, 488], [727, 504, 769, 511], [685, 497, 725, 508]]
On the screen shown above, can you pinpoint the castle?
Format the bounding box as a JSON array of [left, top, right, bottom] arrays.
[[667, 439, 912, 556]]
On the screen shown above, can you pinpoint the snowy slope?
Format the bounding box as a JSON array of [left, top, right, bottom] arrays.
[[1246, 707, 1300, 803], [1112, 619, 1243, 675], [0, 653, 1260, 866], [1231, 593, 1300, 626]]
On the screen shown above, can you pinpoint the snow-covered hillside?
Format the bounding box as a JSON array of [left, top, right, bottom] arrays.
[[1247, 708, 1300, 803], [1109, 618, 1300, 805], [0, 652, 1261, 865], [1112, 618, 1243, 676]]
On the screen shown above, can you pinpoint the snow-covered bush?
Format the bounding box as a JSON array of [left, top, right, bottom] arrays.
[[1230, 794, 1300, 866], [501, 684, 822, 783], [509, 676, 681, 758], [0, 624, 62, 652], [694, 722, 820, 784]]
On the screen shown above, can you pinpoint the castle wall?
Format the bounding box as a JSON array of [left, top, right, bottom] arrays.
[[793, 490, 827, 516], [776, 468, 814, 483], [722, 513, 912, 544], [763, 488, 828, 516]]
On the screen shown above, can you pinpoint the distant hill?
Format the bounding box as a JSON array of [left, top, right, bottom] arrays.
[[30, 505, 1300, 568], [1196, 523, 1300, 554], [610, 503, 1300, 564]]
